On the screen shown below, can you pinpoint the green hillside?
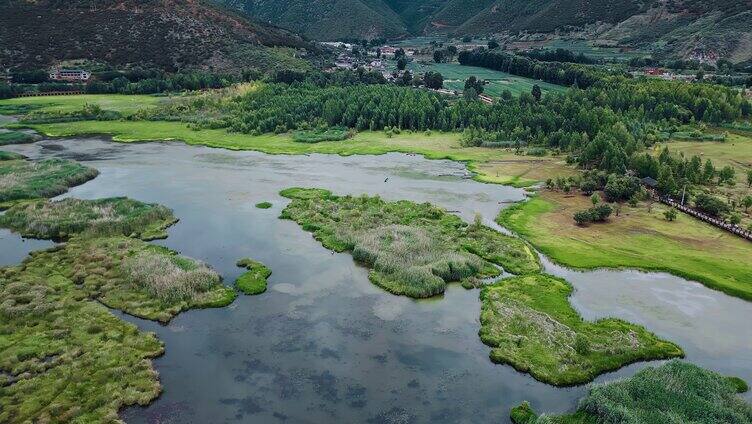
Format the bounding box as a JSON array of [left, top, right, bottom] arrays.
[[220, 0, 409, 40], [0, 0, 311, 72]]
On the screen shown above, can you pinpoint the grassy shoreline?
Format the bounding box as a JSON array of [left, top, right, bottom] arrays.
[[14, 119, 571, 188], [498, 192, 752, 301]]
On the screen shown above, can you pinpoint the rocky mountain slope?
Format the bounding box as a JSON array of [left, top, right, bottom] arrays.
[[0, 0, 312, 72]]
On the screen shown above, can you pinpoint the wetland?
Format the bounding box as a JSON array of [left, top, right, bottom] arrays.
[[2, 136, 751, 423]]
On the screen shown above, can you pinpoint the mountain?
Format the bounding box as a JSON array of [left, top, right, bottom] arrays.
[[217, 0, 751, 63], [219, 0, 409, 40], [0, 0, 312, 72]]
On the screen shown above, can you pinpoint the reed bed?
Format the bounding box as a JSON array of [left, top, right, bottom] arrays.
[[123, 251, 220, 304]]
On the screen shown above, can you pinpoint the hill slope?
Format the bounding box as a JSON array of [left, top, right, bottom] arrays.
[[0, 0, 311, 72], [220, 0, 409, 40], [217, 0, 751, 63]]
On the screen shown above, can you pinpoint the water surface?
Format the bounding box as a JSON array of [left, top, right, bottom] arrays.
[[3, 137, 750, 423]]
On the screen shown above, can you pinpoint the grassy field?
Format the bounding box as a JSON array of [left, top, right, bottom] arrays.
[[538, 39, 651, 61], [0, 94, 170, 116], [406, 62, 567, 97], [498, 190, 752, 301], [280, 187, 539, 298], [480, 274, 682, 386], [19, 118, 573, 187], [513, 361, 752, 424], [234, 258, 272, 295], [656, 132, 752, 228]]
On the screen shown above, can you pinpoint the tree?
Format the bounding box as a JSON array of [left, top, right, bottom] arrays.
[[396, 57, 407, 71], [464, 76, 484, 94], [591, 193, 601, 205], [694, 193, 729, 217], [433, 50, 445, 63], [664, 208, 677, 221], [488, 39, 499, 50], [718, 165, 736, 186], [743, 195, 752, 212], [702, 159, 716, 184], [657, 165, 677, 195], [531, 84, 542, 102], [574, 210, 592, 226], [730, 213, 741, 225], [423, 71, 444, 89]]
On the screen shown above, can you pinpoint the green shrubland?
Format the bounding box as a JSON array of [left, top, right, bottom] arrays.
[[0, 197, 177, 240], [0, 157, 98, 203], [234, 258, 272, 295], [480, 274, 683, 386], [513, 361, 752, 423], [0, 150, 25, 161], [280, 187, 539, 298]]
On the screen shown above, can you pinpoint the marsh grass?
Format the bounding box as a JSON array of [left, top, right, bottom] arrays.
[[255, 201, 272, 209], [235, 258, 271, 295], [0, 240, 164, 423], [514, 361, 752, 424], [0, 130, 36, 146], [280, 187, 539, 298], [479, 274, 684, 386], [123, 251, 220, 303], [0, 151, 25, 161], [0, 158, 98, 202], [0, 197, 177, 240]]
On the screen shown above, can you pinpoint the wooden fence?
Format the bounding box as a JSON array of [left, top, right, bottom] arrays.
[[14, 91, 85, 98]]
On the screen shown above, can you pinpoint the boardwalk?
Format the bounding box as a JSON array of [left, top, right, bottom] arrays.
[[659, 196, 752, 242]]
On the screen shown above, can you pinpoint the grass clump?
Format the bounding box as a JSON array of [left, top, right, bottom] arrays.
[[0, 157, 98, 203], [0, 130, 36, 146], [0, 151, 25, 161], [291, 127, 353, 143], [255, 201, 272, 209], [234, 258, 271, 295], [479, 274, 683, 386], [0, 197, 177, 240], [280, 187, 539, 298], [512, 361, 752, 424]]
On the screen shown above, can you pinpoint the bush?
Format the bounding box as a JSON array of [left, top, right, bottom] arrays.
[[694, 193, 729, 217]]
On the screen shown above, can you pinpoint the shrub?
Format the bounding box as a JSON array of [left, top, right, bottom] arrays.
[[695, 193, 729, 217]]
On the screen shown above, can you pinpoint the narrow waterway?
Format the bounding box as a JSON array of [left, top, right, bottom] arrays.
[[2, 137, 750, 423]]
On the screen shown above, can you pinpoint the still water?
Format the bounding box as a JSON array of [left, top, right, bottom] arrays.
[[3, 137, 750, 423]]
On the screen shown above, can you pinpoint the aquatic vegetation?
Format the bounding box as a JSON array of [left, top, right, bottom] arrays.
[[0, 197, 177, 240], [255, 201, 272, 209], [513, 361, 752, 423], [479, 274, 683, 386], [234, 258, 271, 295], [280, 187, 539, 298], [0, 151, 25, 161], [0, 130, 36, 145], [0, 157, 98, 203], [85, 237, 236, 322], [0, 244, 164, 423]]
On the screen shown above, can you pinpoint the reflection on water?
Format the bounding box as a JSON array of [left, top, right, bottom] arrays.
[[2, 137, 750, 423]]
